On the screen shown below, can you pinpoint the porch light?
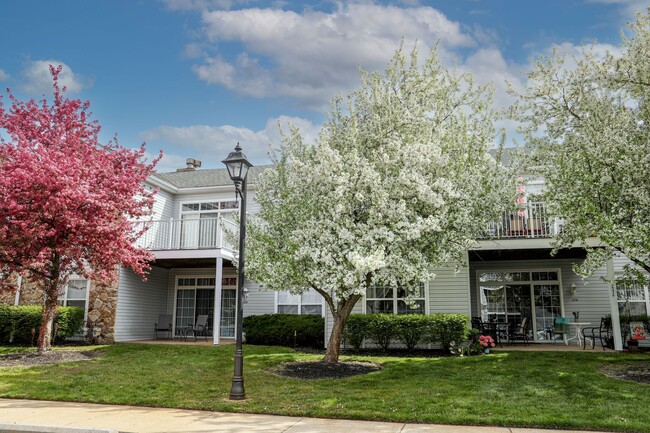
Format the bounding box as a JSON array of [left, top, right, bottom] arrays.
[[570, 283, 577, 296], [223, 144, 253, 401], [221, 143, 252, 193]]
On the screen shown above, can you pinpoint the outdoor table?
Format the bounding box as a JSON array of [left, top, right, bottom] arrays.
[[566, 322, 591, 346]]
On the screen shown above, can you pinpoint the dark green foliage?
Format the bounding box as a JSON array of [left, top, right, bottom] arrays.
[[427, 314, 469, 349], [343, 313, 469, 350], [393, 314, 429, 350], [0, 305, 84, 345], [243, 314, 324, 348], [342, 314, 366, 349], [55, 306, 85, 340], [366, 314, 395, 350]]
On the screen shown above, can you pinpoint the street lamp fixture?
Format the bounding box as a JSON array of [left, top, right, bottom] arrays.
[[222, 143, 253, 401]]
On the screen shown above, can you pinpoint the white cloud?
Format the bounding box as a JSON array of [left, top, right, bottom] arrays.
[[462, 47, 527, 110], [140, 115, 320, 170], [0, 69, 9, 81], [22, 60, 89, 95], [587, 0, 650, 21], [192, 3, 475, 109]]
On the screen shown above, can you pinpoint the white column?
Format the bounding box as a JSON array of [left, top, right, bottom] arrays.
[[606, 257, 623, 350], [213, 256, 223, 346]]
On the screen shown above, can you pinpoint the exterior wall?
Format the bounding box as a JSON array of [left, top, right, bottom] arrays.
[[87, 278, 119, 344], [469, 258, 612, 335], [242, 281, 275, 317], [114, 266, 170, 342], [428, 261, 471, 315], [152, 187, 174, 220], [7, 277, 44, 305], [323, 262, 471, 347], [0, 274, 21, 304]]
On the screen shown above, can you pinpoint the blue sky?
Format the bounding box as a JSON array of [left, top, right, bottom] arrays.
[[1, 0, 648, 172]]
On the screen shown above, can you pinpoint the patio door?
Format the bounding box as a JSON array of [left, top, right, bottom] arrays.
[[220, 289, 236, 338], [174, 277, 216, 337], [478, 270, 562, 342]]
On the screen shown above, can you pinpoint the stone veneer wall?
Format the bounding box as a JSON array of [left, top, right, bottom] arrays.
[[0, 275, 44, 305], [86, 277, 119, 344], [0, 271, 119, 345]]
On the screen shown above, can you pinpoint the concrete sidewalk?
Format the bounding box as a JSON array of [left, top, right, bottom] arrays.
[[0, 399, 609, 433]]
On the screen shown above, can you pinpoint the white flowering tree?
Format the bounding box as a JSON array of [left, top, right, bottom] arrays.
[[247, 47, 512, 363], [511, 10, 650, 283]]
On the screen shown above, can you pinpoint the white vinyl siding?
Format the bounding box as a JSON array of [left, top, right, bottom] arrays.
[[114, 266, 170, 342]]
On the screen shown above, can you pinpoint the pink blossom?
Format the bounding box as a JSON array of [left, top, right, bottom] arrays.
[[0, 65, 160, 352]]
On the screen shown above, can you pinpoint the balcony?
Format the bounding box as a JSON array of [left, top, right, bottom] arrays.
[[480, 202, 561, 240], [133, 217, 237, 252]]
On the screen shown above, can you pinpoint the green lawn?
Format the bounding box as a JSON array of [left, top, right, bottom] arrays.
[[0, 344, 648, 432]]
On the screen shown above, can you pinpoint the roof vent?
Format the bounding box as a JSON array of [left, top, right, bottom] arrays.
[[176, 158, 202, 172]]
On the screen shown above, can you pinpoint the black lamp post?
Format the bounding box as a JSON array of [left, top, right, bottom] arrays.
[[222, 143, 253, 401]]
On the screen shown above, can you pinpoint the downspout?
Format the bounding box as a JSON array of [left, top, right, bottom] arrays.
[[14, 275, 23, 306]]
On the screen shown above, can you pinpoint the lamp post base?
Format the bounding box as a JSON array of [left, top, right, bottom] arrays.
[[229, 377, 246, 400]]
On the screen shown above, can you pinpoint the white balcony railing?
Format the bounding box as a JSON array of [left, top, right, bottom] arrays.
[[480, 202, 561, 240], [133, 217, 238, 251]]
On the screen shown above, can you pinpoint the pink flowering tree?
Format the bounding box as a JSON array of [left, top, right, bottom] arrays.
[[0, 66, 160, 353]]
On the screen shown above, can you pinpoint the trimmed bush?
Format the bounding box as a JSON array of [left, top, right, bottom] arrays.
[[343, 314, 366, 350], [243, 314, 324, 348], [342, 313, 469, 350], [0, 305, 85, 345], [366, 314, 395, 350], [425, 314, 469, 349], [394, 314, 429, 350]]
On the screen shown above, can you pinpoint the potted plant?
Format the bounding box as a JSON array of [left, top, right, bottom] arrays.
[[478, 334, 496, 354]]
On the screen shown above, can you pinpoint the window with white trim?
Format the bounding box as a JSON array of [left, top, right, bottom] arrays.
[[366, 284, 425, 314], [58, 278, 89, 312], [617, 281, 649, 316], [277, 289, 323, 315]]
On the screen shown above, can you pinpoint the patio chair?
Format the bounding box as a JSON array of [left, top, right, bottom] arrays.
[[508, 317, 529, 346], [547, 316, 571, 343], [187, 314, 209, 342], [154, 314, 173, 340], [581, 316, 613, 350]]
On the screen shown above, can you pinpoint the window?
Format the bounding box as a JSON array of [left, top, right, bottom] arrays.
[[58, 278, 89, 313], [617, 281, 649, 316], [277, 289, 323, 315], [366, 284, 425, 314], [180, 200, 240, 249]]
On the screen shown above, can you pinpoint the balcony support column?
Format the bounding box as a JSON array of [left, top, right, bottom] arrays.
[[213, 256, 223, 346]]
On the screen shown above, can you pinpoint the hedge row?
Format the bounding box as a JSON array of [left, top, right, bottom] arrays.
[[0, 305, 85, 345], [243, 314, 325, 348], [343, 313, 469, 350]]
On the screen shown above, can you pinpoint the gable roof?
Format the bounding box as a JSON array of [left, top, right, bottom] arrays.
[[149, 165, 272, 189]]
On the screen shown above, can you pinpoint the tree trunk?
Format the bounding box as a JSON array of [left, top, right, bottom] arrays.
[[37, 281, 60, 354], [322, 295, 360, 364]]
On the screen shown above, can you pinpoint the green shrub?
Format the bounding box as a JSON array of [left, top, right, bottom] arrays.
[[342, 313, 469, 350], [55, 306, 85, 340], [343, 314, 366, 349], [243, 314, 324, 348], [0, 305, 84, 345], [425, 314, 469, 349], [394, 314, 428, 350], [366, 314, 396, 350]]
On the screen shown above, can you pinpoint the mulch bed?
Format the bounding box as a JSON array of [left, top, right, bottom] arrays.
[[600, 361, 650, 385], [0, 350, 105, 367], [274, 360, 382, 380]]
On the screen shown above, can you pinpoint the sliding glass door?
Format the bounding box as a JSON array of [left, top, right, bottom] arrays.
[[478, 270, 562, 341], [174, 277, 237, 339]]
